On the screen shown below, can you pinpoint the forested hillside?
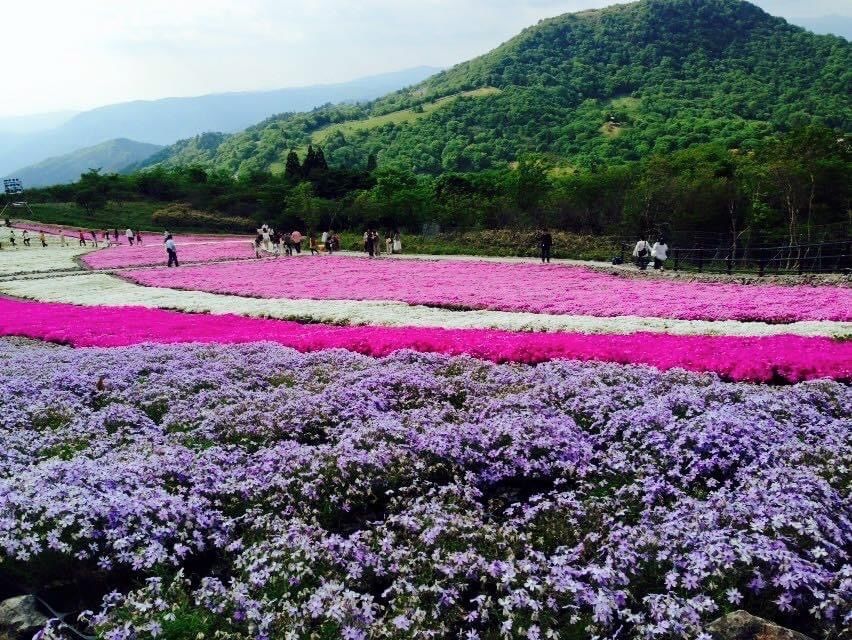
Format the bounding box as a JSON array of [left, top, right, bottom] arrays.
[[145, 0, 851, 176]]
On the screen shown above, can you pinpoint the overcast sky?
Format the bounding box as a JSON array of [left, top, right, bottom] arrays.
[[1, 0, 849, 117]]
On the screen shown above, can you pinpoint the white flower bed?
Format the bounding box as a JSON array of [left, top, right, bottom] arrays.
[[1, 272, 848, 338], [0, 242, 93, 276]]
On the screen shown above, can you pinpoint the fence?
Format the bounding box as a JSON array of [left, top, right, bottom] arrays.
[[616, 240, 852, 275]]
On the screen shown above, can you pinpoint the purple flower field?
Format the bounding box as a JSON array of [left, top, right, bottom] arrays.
[[1, 340, 849, 639]]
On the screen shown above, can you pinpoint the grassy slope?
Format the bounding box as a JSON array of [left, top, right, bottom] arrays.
[[269, 88, 502, 173]]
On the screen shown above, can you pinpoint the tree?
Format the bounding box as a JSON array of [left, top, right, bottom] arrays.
[[314, 146, 328, 171], [366, 153, 378, 172], [512, 155, 551, 221], [284, 150, 302, 181], [74, 188, 107, 216], [302, 145, 318, 177]]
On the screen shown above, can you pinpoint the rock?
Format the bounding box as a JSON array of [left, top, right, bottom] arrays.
[[0, 595, 49, 640], [707, 610, 814, 640]]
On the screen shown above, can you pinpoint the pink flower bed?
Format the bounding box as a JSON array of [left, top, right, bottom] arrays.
[[1, 298, 848, 382], [124, 257, 852, 323], [83, 238, 256, 269]]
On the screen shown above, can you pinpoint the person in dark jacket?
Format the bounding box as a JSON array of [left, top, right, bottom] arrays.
[[539, 229, 553, 264]]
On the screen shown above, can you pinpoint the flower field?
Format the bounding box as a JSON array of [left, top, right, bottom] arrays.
[[0, 236, 850, 639], [82, 236, 256, 269], [125, 256, 852, 322], [2, 343, 850, 640]]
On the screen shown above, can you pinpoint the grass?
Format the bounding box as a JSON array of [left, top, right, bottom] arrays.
[[21, 202, 238, 234], [337, 229, 616, 262], [22, 202, 163, 232]]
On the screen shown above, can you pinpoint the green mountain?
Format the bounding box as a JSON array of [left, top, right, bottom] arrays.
[[8, 138, 163, 187], [145, 0, 851, 176]]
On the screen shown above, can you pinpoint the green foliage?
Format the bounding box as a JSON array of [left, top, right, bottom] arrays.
[[144, 0, 850, 176]]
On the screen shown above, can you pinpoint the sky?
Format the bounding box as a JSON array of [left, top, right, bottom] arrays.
[[1, 0, 849, 118]]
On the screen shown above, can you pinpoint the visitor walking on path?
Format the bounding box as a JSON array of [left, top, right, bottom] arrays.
[[253, 234, 263, 258], [652, 238, 669, 271], [22, 230, 30, 246], [393, 232, 402, 254], [633, 236, 652, 270], [39, 230, 47, 247], [291, 230, 303, 254], [385, 234, 393, 255], [271, 231, 281, 257], [7, 230, 15, 247], [363, 230, 370, 254], [309, 234, 319, 255], [113, 229, 119, 243], [78, 230, 86, 247], [135, 230, 143, 245], [539, 229, 553, 264], [59, 228, 67, 247], [165, 235, 179, 267], [126, 228, 134, 246]]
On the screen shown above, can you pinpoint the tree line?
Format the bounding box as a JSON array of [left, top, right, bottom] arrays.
[[19, 126, 850, 249]]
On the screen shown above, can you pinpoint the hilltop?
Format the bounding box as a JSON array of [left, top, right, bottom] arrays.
[[145, 0, 851, 175]]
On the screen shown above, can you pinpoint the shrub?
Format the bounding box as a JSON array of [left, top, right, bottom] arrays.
[[151, 204, 256, 233]]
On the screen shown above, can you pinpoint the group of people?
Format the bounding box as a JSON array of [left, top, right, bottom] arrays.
[[632, 236, 669, 270], [363, 230, 402, 257], [76, 228, 143, 248], [253, 225, 323, 258], [0, 228, 50, 249]]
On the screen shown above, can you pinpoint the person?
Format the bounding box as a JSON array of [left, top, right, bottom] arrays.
[[283, 233, 293, 257], [260, 225, 271, 251], [8, 229, 15, 247], [321, 230, 328, 249], [39, 230, 47, 247], [326, 231, 335, 255], [253, 233, 263, 258], [113, 228, 119, 243], [165, 234, 179, 267], [385, 234, 393, 255], [373, 230, 382, 256], [102, 230, 109, 246], [633, 236, 652, 270], [271, 230, 281, 257], [393, 232, 402, 255], [330, 231, 340, 253], [78, 230, 86, 247], [126, 228, 134, 246], [163, 230, 169, 241], [135, 230, 143, 245], [309, 234, 319, 255], [291, 230, 302, 254], [363, 230, 370, 254], [652, 238, 669, 271], [539, 229, 553, 264], [59, 227, 68, 247], [21, 230, 30, 246]]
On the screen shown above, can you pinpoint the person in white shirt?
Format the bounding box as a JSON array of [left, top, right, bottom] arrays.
[[126, 228, 135, 246], [165, 235, 179, 267], [652, 238, 669, 271], [633, 236, 652, 270]]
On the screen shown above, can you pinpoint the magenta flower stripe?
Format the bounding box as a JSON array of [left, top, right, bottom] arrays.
[[123, 257, 852, 323], [1, 298, 849, 382]]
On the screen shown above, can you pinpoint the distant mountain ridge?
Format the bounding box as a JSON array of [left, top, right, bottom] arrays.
[[9, 139, 163, 187], [146, 0, 851, 176], [0, 66, 441, 179]]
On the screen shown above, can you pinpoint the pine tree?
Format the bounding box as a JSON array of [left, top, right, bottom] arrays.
[[303, 145, 317, 177], [284, 150, 301, 180], [366, 153, 378, 172], [314, 147, 328, 171]]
